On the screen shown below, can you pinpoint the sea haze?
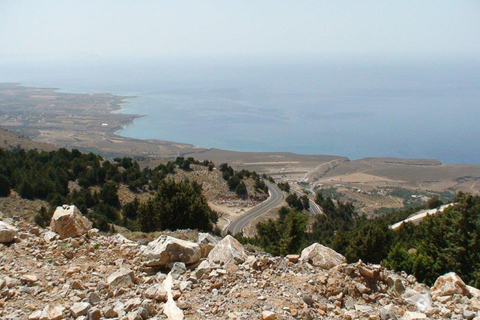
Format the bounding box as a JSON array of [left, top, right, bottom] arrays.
[[1, 57, 479, 164]]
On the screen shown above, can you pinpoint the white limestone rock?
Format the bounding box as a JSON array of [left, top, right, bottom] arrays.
[[141, 235, 202, 268], [111, 233, 137, 246], [402, 311, 427, 320], [299, 243, 346, 269], [70, 302, 90, 317], [207, 235, 247, 266], [50, 205, 92, 239], [402, 288, 432, 312], [145, 284, 168, 302], [107, 268, 134, 288], [0, 221, 18, 243], [42, 230, 59, 242], [38, 305, 64, 320], [197, 232, 218, 257], [431, 272, 469, 297]]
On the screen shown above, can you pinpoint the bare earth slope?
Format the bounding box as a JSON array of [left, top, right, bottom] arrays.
[[0, 127, 57, 152]]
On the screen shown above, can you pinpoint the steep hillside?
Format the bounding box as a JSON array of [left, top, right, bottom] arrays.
[[0, 146, 267, 234], [1, 211, 479, 320]]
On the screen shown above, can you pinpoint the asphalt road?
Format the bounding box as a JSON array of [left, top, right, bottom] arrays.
[[390, 203, 454, 230], [227, 181, 284, 235], [308, 199, 323, 215]]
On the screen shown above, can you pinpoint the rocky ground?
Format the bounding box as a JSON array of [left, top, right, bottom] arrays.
[[1, 207, 480, 320]]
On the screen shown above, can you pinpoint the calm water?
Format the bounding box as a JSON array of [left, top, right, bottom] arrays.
[[1, 57, 479, 164]]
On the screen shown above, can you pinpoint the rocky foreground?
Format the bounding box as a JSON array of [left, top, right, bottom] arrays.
[[1, 206, 480, 320]]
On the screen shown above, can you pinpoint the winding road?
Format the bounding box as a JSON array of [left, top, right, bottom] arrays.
[[227, 181, 284, 235], [308, 199, 323, 215]]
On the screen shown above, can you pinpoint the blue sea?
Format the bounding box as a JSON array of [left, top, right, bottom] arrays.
[[1, 56, 479, 164]]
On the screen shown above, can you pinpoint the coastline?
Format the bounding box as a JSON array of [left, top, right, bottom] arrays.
[[0, 83, 478, 166], [1, 83, 479, 215]]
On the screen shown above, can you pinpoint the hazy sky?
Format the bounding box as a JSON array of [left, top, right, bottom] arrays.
[[1, 0, 479, 59]]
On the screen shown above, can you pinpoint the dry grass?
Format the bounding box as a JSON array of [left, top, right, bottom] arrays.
[[0, 192, 49, 222]]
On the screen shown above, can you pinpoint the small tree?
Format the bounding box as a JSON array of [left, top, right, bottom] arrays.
[[19, 180, 35, 200], [123, 197, 140, 220], [235, 181, 248, 198], [138, 179, 216, 232], [100, 182, 120, 208], [34, 206, 51, 228], [227, 175, 240, 191], [286, 193, 304, 211], [427, 196, 443, 209], [0, 174, 10, 197]]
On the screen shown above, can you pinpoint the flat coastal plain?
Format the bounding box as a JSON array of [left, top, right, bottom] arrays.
[[1, 83, 479, 215]]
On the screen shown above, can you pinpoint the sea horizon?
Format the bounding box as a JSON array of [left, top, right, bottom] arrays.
[[1, 57, 480, 165]]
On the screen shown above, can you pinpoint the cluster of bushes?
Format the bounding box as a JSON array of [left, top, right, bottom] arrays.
[[0, 148, 181, 201], [174, 157, 214, 171], [218, 163, 268, 197], [0, 147, 218, 233], [0, 148, 76, 200], [135, 179, 218, 232], [382, 192, 480, 286], [245, 206, 308, 256], [387, 187, 454, 208], [277, 182, 290, 192], [241, 191, 480, 287], [285, 193, 310, 211]]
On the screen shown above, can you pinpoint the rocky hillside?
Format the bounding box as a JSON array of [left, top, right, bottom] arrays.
[[1, 207, 479, 320]]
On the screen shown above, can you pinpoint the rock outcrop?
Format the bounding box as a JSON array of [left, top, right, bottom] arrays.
[[49, 205, 92, 239], [141, 235, 202, 268], [299, 242, 347, 269], [0, 220, 18, 243]]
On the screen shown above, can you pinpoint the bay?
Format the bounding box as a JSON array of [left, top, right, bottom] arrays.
[[1, 57, 479, 164]]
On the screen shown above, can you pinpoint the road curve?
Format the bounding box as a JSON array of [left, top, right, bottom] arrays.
[[308, 199, 323, 215], [227, 181, 284, 235]]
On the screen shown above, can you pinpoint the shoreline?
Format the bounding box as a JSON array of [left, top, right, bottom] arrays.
[[1, 83, 479, 214], [1, 82, 479, 166]]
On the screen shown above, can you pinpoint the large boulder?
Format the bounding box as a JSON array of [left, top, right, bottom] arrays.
[[299, 243, 346, 269], [50, 205, 92, 239], [0, 221, 18, 243], [207, 235, 247, 266], [141, 235, 202, 268], [431, 272, 470, 297]]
